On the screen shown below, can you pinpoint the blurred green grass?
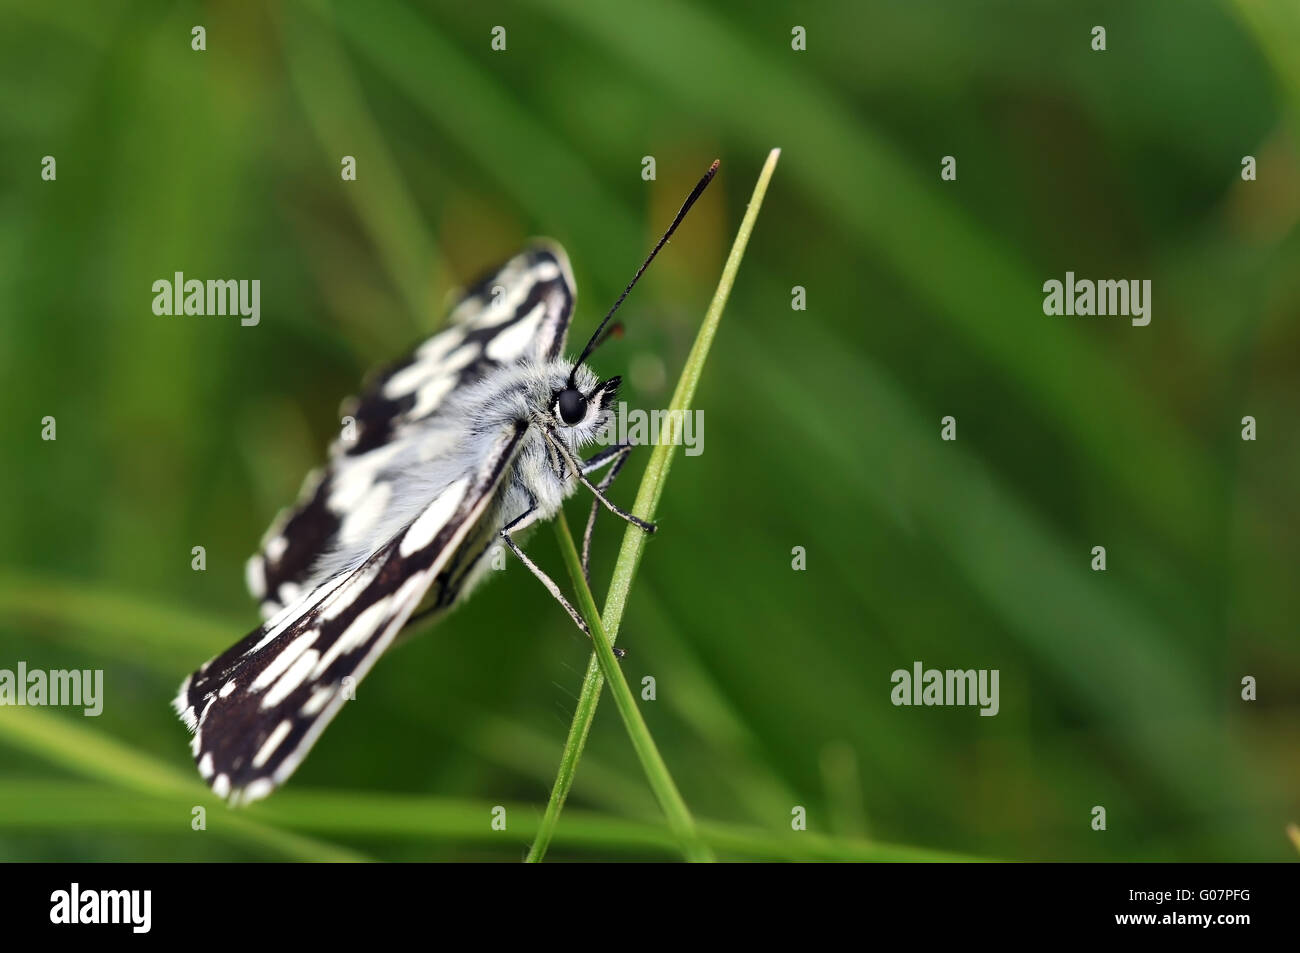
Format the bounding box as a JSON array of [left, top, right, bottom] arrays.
[[1, 0, 1297, 860]]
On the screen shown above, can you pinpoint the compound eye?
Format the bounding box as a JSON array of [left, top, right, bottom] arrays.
[[557, 388, 587, 425]]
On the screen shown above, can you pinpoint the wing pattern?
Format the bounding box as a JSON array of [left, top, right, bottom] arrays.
[[176, 421, 526, 804], [247, 243, 575, 618]]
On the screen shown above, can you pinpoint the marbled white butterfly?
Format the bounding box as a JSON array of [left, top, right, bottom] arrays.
[[173, 161, 719, 804]]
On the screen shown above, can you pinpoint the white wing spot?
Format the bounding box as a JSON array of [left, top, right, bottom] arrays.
[[450, 262, 528, 327], [252, 719, 294, 769], [198, 752, 215, 779], [245, 555, 266, 597], [399, 478, 469, 557], [245, 573, 348, 658], [302, 685, 334, 717], [338, 481, 392, 547], [265, 535, 288, 564], [261, 649, 321, 709], [414, 326, 466, 363], [383, 360, 436, 399], [218, 680, 236, 698], [322, 560, 384, 621], [384, 342, 479, 415], [439, 341, 482, 376], [241, 779, 274, 803], [486, 302, 546, 361], [326, 443, 405, 512], [278, 581, 302, 608], [311, 598, 392, 678], [409, 374, 459, 420], [392, 569, 433, 609], [250, 629, 319, 692]]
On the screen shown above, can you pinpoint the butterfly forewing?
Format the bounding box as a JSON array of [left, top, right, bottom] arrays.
[[176, 420, 527, 804]]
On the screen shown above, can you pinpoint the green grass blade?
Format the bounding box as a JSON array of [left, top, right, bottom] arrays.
[[0, 707, 368, 862], [527, 148, 781, 862], [0, 782, 988, 861], [552, 512, 713, 861]]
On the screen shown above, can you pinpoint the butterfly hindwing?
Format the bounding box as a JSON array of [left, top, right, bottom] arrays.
[[247, 243, 575, 618]]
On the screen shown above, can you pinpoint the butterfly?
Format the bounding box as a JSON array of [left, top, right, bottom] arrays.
[[174, 161, 719, 805]]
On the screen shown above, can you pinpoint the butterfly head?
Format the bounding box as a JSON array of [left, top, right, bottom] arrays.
[[551, 363, 620, 438]]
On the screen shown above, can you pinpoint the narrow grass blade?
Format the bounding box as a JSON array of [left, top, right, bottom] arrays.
[[527, 148, 781, 862], [0, 782, 987, 861], [552, 512, 712, 861], [0, 707, 367, 862]]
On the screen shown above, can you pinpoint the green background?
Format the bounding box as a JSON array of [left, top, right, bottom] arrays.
[[1, 0, 1297, 861]]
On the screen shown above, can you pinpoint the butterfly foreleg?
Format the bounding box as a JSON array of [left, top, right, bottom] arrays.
[[544, 428, 656, 536], [500, 499, 627, 659], [579, 442, 630, 475], [579, 443, 637, 582]]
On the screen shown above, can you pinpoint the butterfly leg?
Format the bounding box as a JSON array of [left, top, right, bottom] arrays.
[[500, 502, 627, 658], [579, 443, 636, 582], [545, 429, 656, 535], [580, 441, 632, 476]]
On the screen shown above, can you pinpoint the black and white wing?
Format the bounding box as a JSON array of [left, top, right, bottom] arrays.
[[175, 421, 527, 805], [246, 242, 576, 617]]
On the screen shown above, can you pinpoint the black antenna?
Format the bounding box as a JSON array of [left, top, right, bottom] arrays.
[[569, 159, 720, 385]]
